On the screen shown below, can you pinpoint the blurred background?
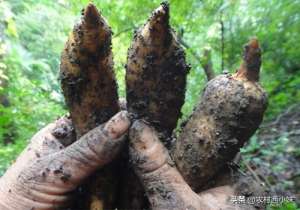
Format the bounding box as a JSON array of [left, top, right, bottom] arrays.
[[0, 0, 299, 209]]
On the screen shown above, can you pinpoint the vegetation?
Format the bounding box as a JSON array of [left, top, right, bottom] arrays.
[[0, 0, 299, 208]]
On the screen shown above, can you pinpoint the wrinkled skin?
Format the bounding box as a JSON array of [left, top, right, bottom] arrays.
[[0, 111, 130, 210], [0, 114, 255, 210]]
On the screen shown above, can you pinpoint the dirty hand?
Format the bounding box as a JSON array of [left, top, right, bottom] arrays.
[[0, 111, 130, 210], [129, 120, 254, 210]]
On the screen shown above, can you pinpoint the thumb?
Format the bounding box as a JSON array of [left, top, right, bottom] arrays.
[[4, 111, 130, 208], [35, 111, 130, 191], [129, 120, 201, 210]]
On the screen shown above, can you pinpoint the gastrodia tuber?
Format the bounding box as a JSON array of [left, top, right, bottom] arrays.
[[173, 38, 268, 192], [126, 2, 189, 145], [60, 3, 119, 138], [118, 3, 189, 209], [60, 4, 120, 210]]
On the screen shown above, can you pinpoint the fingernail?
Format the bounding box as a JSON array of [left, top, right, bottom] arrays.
[[52, 117, 73, 139], [104, 111, 131, 139], [129, 120, 156, 150], [130, 120, 147, 140]]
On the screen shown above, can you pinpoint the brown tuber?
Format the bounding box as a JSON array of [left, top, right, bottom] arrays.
[[173, 38, 268, 192], [60, 3, 119, 138], [60, 3, 120, 210], [117, 3, 190, 209], [126, 2, 189, 146]]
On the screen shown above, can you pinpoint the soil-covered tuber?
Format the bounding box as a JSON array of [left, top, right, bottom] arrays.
[[60, 3, 119, 138], [118, 3, 189, 209], [60, 4, 120, 210], [173, 38, 268, 192], [126, 2, 189, 145]]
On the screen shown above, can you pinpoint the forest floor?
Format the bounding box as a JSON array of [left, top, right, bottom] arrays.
[[241, 103, 300, 202]]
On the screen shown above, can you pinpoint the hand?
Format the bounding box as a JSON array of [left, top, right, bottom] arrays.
[[0, 111, 130, 210], [129, 120, 255, 210]]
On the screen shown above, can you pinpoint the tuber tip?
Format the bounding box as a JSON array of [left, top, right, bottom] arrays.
[[149, 1, 170, 26], [247, 37, 260, 50], [142, 1, 171, 44], [83, 3, 101, 25], [160, 1, 170, 14]]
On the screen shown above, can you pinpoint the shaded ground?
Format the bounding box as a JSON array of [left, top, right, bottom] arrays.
[[241, 103, 300, 201]]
